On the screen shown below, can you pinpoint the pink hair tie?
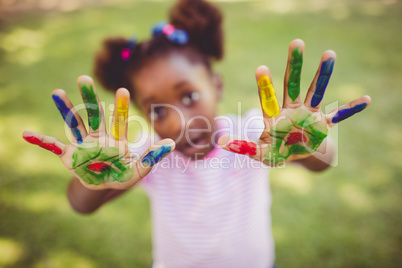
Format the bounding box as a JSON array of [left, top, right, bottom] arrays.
[[152, 21, 189, 45], [162, 24, 175, 35], [121, 48, 131, 60]]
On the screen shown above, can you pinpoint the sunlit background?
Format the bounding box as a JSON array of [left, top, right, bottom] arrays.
[[0, 0, 401, 267]]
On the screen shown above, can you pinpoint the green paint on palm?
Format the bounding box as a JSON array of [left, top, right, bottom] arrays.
[[81, 84, 101, 131], [263, 108, 328, 165], [288, 48, 303, 102], [72, 142, 134, 185]]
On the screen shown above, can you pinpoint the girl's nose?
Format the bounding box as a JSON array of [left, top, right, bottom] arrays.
[[166, 106, 187, 138]]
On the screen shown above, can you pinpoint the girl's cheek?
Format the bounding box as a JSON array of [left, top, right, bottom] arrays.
[[155, 122, 175, 139]]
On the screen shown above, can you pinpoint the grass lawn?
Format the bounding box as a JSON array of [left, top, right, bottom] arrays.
[[0, 0, 401, 267]]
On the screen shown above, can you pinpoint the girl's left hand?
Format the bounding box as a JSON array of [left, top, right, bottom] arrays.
[[219, 39, 371, 166]]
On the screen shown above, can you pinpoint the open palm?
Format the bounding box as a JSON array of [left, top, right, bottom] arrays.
[[219, 39, 371, 166], [23, 75, 174, 190]]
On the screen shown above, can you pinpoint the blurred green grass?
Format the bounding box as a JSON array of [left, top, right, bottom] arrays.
[[0, 0, 401, 267]]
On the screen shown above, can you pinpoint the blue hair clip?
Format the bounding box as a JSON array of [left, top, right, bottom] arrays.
[[121, 36, 137, 61], [152, 21, 189, 45]]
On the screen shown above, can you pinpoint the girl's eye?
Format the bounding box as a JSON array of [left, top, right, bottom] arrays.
[[181, 91, 200, 106], [149, 106, 167, 121]]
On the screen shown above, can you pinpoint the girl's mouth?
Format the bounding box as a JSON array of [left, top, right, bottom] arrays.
[[178, 133, 212, 157], [183, 134, 208, 149]]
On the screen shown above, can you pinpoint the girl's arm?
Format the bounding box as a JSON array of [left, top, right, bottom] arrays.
[[23, 75, 175, 212], [219, 39, 370, 169], [67, 177, 127, 214]]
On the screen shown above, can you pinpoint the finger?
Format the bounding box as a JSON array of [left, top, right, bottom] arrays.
[[136, 139, 176, 177], [218, 135, 273, 165], [111, 88, 130, 141], [52, 89, 88, 144], [304, 50, 336, 110], [140, 139, 175, 168], [283, 39, 304, 108], [327, 95, 372, 127], [22, 130, 67, 156], [77, 75, 106, 136], [218, 135, 258, 155], [256, 66, 280, 118]]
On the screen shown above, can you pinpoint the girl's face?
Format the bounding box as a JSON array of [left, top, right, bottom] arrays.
[[132, 53, 222, 159]]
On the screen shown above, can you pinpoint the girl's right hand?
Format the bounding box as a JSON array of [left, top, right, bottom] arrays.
[[22, 75, 175, 190]]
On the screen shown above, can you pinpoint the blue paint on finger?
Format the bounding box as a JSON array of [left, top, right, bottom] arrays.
[[52, 95, 78, 127], [71, 128, 83, 144], [141, 145, 172, 167], [311, 58, 335, 107], [332, 103, 367, 124], [52, 94, 83, 144]]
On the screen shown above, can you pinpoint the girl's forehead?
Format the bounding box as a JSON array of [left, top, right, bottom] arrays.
[[133, 54, 210, 100], [140, 54, 203, 81]]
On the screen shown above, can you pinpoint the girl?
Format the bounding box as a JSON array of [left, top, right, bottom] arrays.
[[22, 0, 371, 267]]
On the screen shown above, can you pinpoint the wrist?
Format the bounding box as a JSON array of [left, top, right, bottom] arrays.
[[291, 137, 335, 172], [67, 178, 112, 214]]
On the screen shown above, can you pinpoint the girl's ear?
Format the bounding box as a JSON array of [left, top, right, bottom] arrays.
[[212, 73, 223, 101]]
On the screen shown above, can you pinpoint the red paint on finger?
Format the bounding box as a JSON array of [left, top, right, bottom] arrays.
[[286, 132, 307, 145], [23, 136, 63, 155], [227, 140, 257, 155], [87, 162, 111, 172]]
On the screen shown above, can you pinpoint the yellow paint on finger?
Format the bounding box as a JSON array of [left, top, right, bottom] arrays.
[[111, 95, 128, 140], [258, 75, 280, 117]]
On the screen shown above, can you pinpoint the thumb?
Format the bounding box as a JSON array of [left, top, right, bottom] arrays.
[[218, 135, 279, 166], [218, 135, 257, 155], [137, 138, 176, 177]]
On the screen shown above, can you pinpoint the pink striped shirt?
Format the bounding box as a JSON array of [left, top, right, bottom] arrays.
[[131, 109, 274, 268]]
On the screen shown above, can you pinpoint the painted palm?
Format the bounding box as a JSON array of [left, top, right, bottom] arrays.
[[220, 39, 370, 166], [23, 75, 174, 190], [262, 107, 329, 165], [71, 143, 134, 185]]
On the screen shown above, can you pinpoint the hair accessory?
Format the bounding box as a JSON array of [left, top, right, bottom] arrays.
[[121, 37, 137, 61], [152, 21, 189, 45]]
